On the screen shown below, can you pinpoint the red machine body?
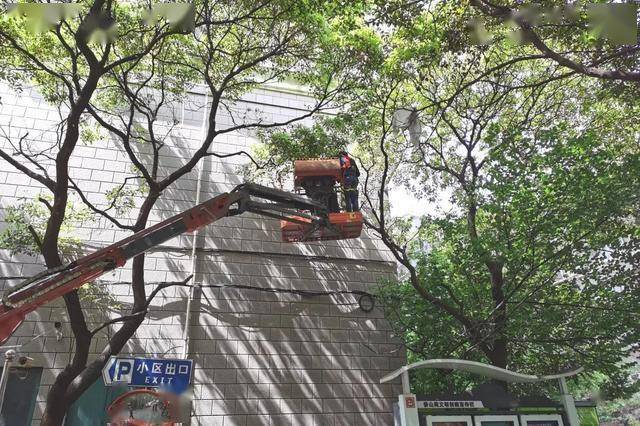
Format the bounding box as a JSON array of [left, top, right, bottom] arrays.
[[0, 192, 241, 344], [281, 212, 363, 242], [0, 182, 357, 344], [293, 158, 342, 188]]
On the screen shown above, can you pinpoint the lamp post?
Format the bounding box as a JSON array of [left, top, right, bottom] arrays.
[[558, 376, 580, 426], [381, 359, 585, 426], [0, 349, 16, 414]]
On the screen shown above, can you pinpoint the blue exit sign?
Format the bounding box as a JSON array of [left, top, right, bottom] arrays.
[[103, 356, 193, 394]]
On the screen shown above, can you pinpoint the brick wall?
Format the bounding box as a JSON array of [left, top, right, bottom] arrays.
[[0, 83, 405, 425]]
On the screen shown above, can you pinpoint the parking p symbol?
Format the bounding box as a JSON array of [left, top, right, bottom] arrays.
[[114, 360, 133, 382]]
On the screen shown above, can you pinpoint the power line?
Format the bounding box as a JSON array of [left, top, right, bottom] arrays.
[[0, 277, 378, 312]]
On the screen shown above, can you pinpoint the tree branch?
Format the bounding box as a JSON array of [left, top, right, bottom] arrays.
[[68, 176, 137, 231], [89, 275, 193, 337], [469, 0, 640, 82], [0, 138, 56, 192]]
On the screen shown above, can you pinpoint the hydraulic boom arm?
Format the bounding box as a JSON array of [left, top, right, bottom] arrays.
[[0, 183, 328, 344]]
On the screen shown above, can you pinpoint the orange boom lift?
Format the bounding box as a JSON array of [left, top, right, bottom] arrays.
[[0, 164, 363, 344], [281, 158, 363, 242]]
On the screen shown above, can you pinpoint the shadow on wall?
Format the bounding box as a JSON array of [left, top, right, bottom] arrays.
[[105, 250, 403, 423], [98, 120, 403, 422], [0, 86, 403, 423]]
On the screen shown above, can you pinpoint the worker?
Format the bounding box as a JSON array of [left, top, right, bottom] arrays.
[[339, 151, 360, 212]]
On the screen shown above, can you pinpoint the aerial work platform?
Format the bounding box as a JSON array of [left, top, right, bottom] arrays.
[[280, 157, 364, 242]]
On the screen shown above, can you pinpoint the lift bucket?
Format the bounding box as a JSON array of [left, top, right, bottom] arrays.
[[294, 158, 342, 187], [281, 211, 363, 242]]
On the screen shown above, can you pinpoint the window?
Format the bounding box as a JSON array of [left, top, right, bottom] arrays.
[[481, 422, 514, 426], [474, 415, 520, 426], [0, 366, 42, 426], [521, 414, 563, 426], [427, 415, 473, 426], [433, 423, 469, 426]]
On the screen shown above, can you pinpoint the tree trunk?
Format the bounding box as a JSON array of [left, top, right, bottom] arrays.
[[487, 260, 508, 389], [487, 345, 509, 391], [41, 193, 158, 425], [39, 62, 106, 422]]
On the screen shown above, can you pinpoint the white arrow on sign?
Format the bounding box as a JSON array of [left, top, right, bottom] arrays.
[[102, 356, 134, 385], [102, 356, 117, 385]]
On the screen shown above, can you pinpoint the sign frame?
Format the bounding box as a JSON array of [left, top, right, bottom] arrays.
[[419, 400, 484, 409], [102, 356, 193, 394]]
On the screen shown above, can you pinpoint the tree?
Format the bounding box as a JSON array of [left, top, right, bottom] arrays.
[[380, 0, 640, 84], [371, 52, 640, 393], [466, 0, 640, 83], [254, 41, 640, 397], [0, 1, 362, 423]]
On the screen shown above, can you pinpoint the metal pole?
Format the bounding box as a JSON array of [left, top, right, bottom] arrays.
[[398, 371, 419, 426], [401, 371, 411, 394], [181, 90, 208, 359], [558, 377, 580, 426], [0, 349, 16, 415]]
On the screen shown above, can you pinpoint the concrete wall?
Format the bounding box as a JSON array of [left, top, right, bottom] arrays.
[[0, 83, 404, 425]]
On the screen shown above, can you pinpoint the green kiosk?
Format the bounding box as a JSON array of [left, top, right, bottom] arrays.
[[380, 359, 599, 426]]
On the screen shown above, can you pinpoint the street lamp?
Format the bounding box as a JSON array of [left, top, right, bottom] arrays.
[[0, 349, 16, 414]]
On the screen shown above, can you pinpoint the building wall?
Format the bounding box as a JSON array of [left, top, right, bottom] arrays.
[[0, 83, 405, 425]]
